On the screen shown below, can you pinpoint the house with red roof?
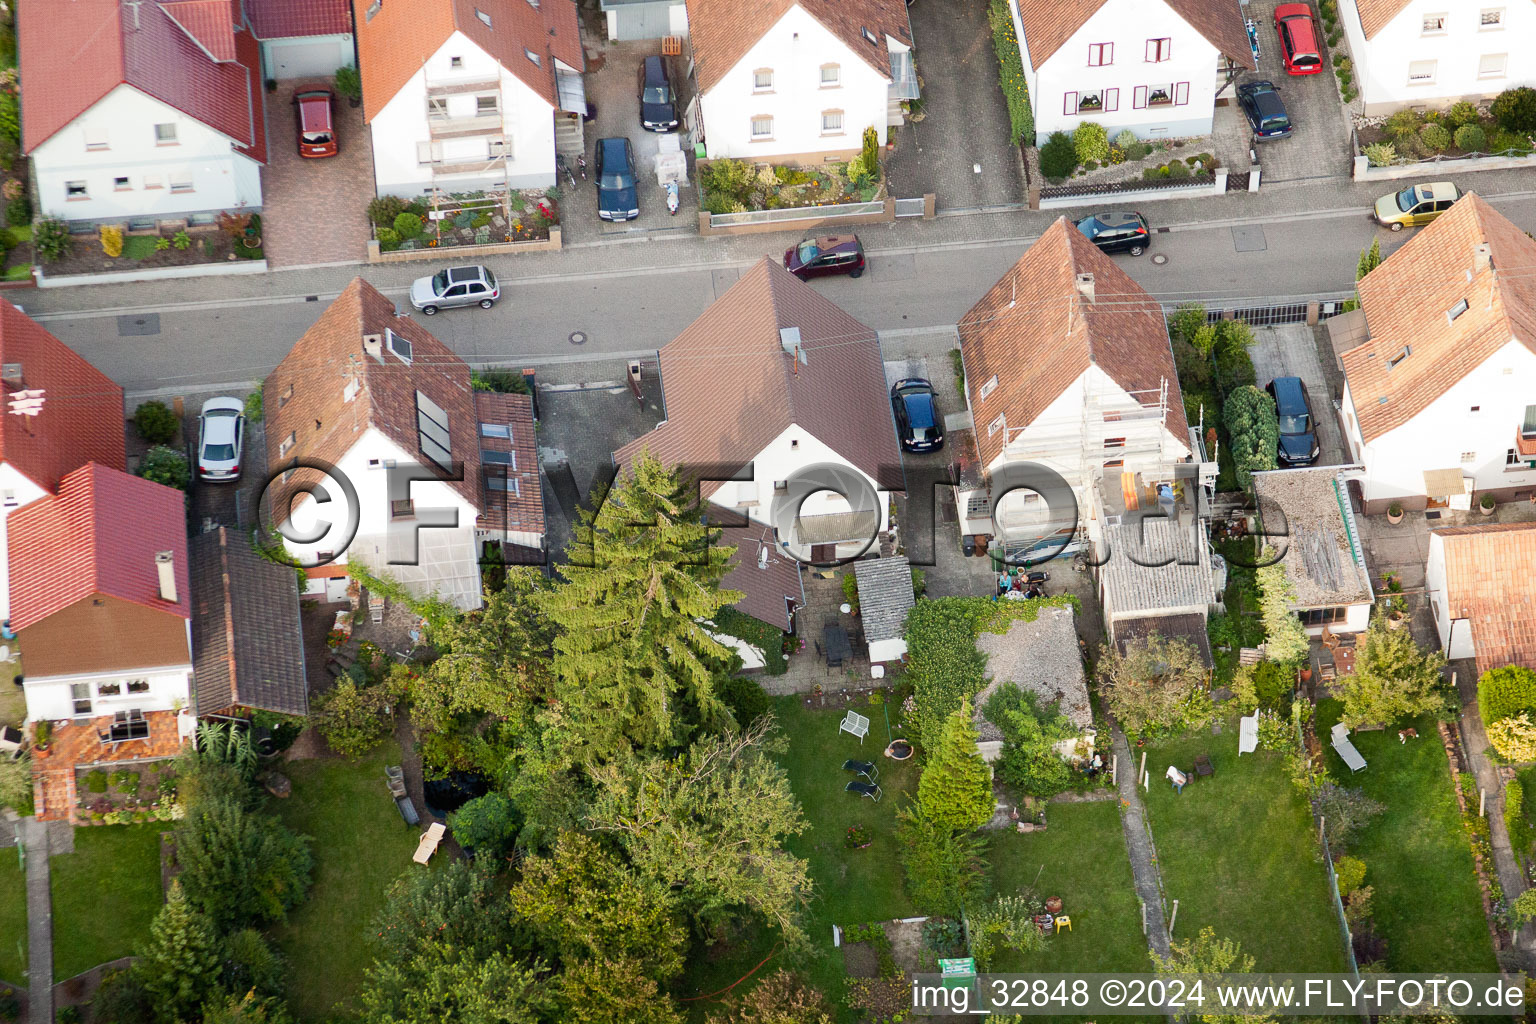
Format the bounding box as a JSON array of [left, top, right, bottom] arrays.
[[353, 0, 585, 197], [0, 301, 127, 625], [243, 0, 355, 80], [20, 0, 267, 230]]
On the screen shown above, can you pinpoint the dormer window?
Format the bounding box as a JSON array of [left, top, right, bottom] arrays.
[[1446, 299, 1469, 323], [386, 328, 412, 364], [279, 383, 293, 408]]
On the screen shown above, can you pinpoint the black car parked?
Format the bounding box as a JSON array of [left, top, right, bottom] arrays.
[[638, 55, 679, 132], [1266, 376, 1320, 465], [891, 378, 943, 453], [1074, 211, 1151, 256], [596, 136, 639, 221], [1236, 81, 1293, 141]]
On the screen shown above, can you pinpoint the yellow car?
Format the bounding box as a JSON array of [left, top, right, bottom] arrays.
[[1373, 181, 1461, 231]]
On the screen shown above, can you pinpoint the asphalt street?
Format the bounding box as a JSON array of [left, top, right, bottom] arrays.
[[24, 188, 1536, 397]]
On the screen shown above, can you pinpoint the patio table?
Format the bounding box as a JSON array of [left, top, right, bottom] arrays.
[[823, 624, 852, 668]]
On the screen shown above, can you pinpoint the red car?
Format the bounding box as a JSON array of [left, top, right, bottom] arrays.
[[783, 235, 866, 279], [1274, 3, 1322, 75], [294, 89, 338, 158]]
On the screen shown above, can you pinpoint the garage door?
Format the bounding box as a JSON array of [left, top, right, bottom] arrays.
[[269, 39, 344, 79], [613, 2, 671, 39]]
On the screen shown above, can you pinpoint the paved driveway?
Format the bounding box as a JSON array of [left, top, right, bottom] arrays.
[[261, 81, 377, 268], [885, 0, 1025, 210], [1224, 0, 1353, 185], [1246, 323, 1347, 466]]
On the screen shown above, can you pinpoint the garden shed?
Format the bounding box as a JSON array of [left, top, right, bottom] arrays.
[[853, 555, 914, 665]]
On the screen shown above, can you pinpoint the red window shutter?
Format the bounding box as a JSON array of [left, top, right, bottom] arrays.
[[1133, 85, 1148, 108], [1145, 38, 1156, 61], [1088, 44, 1098, 65], [1162, 38, 1171, 60], [1104, 88, 1119, 112], [1103, 42, 1113, 65], [1064, 91, 1078, 115], [1174, 81, 1189, 105]]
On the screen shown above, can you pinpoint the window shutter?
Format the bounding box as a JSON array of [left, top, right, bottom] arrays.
[[1104, 87, 1119, 112], [1104, 42, 1113, 65], [1163, 38, 1171, 60], [1064, 91, 1078, 115], [1145, 38, 1156, 61], [1133, 85, 1148, 108], [1174, 81, 1189, 105]]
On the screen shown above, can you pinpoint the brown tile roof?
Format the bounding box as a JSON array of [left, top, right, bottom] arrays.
[[959, 217, 1189, 471], [687, 0, 913, 93], [615, 257, 903, 493], [264, 278, 483, 520], [1434, 521, 1536, 675], [351, 0, 582, 121], [20, 0, 265, 156], [0, 300, 126, 494], [190, 527, 308, 718], [472, 391, 545, 540], [1014, 0, 1253, 71], [715, 521, 803, 630], [1346, 194, 1536, 444], [242, 0, 352, 38]]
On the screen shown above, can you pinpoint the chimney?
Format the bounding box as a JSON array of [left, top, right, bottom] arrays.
[[1472, 242, 1493, 274], [155, 550, 177, 603], [362, 333, 384, 361], [1075, 273, 1096, 303], [1, 363, 21, 387]]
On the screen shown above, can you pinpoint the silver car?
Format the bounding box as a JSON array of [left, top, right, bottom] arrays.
[[409, 265, 500, 315], [197, 397, 245, 482]]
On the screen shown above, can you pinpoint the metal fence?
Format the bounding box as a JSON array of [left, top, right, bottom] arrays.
[[708, 200, 885, 228], [893, 197, 926, 218], [1040, 174, 1213, 201], [1162, 295, 1354, 328]]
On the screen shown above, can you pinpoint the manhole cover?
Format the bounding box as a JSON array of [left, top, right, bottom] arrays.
[[1151, 253, 1169, 265], [116, 314, 161, 337], [1231, 225, 1268, 253], [568, 331, 587, 345]]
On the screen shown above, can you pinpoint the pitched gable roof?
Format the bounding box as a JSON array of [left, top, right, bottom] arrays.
[[1353, 0, 1412, 37], [20, 0, 264, 156], [264, 278, 483, 518], [687, 0, 913, 93], [243, 0, 351, 38], [959, 217, 1189, 471], [0, 300, 126, 494], [715, 521, 804, 630], [1015, 0, 1253, 71], [854, 555, 914, 645], [1433, 521, 1536, 674], [352, 0, 581, 121], [191, 527, 308, 717], [1345, 194, 1536, 443], [614, 258, 903, 492], [472, 390, 545, 541], [7, 462, 190, 630]]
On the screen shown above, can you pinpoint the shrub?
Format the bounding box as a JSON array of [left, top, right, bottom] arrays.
[[133, 400, 179, 444], [986, 0, 1033, 143], [1363, 142, 1396, 167], [1311, 782, 1386, 852], [1419, 122, 1451, 153], [393, 212, 424, 238], [1453, 123, 1487, 153], [1038, 131, 1077, 181], [172, 230, 192, 250], [1447, 100, 1481, 128], [100, 224, 124, 258], [1073, 121, 1108, 165], [0, 92, 17, 146], [1114, 128, 1139, 150], [1166, 160, 1191, 179], [1335, 855, 1367, 898], [1106, 145, 1124, 164], [334, 64, 361, 101], [136, 446, 190, 491], [1477, 665, 1536, 726], [1336, 68, 1352, 88], [1223, 385, 1279, 489], [1490, 127, 1535, 155], [1384, 109, 1422, 141], [4, 192, 27, 227], [448, 792, 522, 860], [860, 126, 880, 181], [1082, 160, 1098, 172], [375, 226, 400, 250], [33, 218, 72, 263], [85, 768, 110, 793], [366, 194, 411, 227], [719, 675, 772, 728], [1125, 141, 1150, 161], [1491, 86, 1536, 133], [0, 179, 19, 202], [312, 672, 404, 758], [1488, 713, 1536, 762], [1506, 779, 1534, 856]]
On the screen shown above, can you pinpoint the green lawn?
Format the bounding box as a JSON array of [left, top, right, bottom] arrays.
[[271, 739, 424, 1022], [50, 824, 163, 979], [0, 845, 26, 986], [986, 800, 1150, 975], [1143, 722, 1348, 973], [1316, 702, 1495, 972]]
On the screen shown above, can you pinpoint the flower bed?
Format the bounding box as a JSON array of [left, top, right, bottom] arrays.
[[1355, 102, 1534, 166], [699, 148, 884, 216], [1037, 123, 1217, 186], [33, 216, 262, 278], [368, 189, 556, 252], [75, 764, 181, 825]]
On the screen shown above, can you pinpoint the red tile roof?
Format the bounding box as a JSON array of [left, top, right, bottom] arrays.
[[959, 217, 1190, 471], [1433, 521, 1536, 675], [472, 391, 544, 539], [161, 0, 238, 61], [19, 0, 265, 157], [716, 521, 803, 630], [264, 278, 483, 519], [1014, 0, 1254, 71], [615, 258, 903, 494], [1346, 194, 1536, 443], [243, 0, 352, 38], [352, 0, 582, 121], [688, 0, 913, 93], [7, 462, 191, 631], [0, 300, 126, 494]]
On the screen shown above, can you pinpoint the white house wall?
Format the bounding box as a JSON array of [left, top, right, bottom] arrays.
[[1341, 0, 1534, 114], [0, 463, 47, 623], [31, 84, 263, 224], [1341, 339, 1536, 508], [697, 6, 892, 161], [281, 428, 484, 610], [24, 663, 192, 722], [370, 31, 556, 197], [1012, 0, 1223, 145], [1424, 532, 1477, 659]]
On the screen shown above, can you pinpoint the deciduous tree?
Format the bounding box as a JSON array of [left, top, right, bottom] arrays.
[[704, 971, 833, 1024], [1256, 549, 1310, 665], [1153, 927, 1274, 1024], [917, 700, 994, 831], [981, 683, 1078, 797], [549, 958, 684, 1024], [1097, 634, 1212, 736], [1339, 619, 1449, 728]]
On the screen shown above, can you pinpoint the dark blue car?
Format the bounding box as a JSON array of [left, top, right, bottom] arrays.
[[596, 136, 638, 221], [891, 378, 943, 453], [1236, 81, 1293, 141], [1267, 376, 1319, 465]]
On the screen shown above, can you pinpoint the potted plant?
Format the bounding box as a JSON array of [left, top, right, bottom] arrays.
[[1386, 502, 1404, 524], [334, 65, 362, 108], [1386, 595, 1409, 628], [1479, 493, 1496, 516], [32, 720, 51, 755]]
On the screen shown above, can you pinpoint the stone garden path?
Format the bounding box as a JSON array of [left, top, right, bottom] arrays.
[[17, 817, 51, 1024], [1111, 729, 1173, 960]]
